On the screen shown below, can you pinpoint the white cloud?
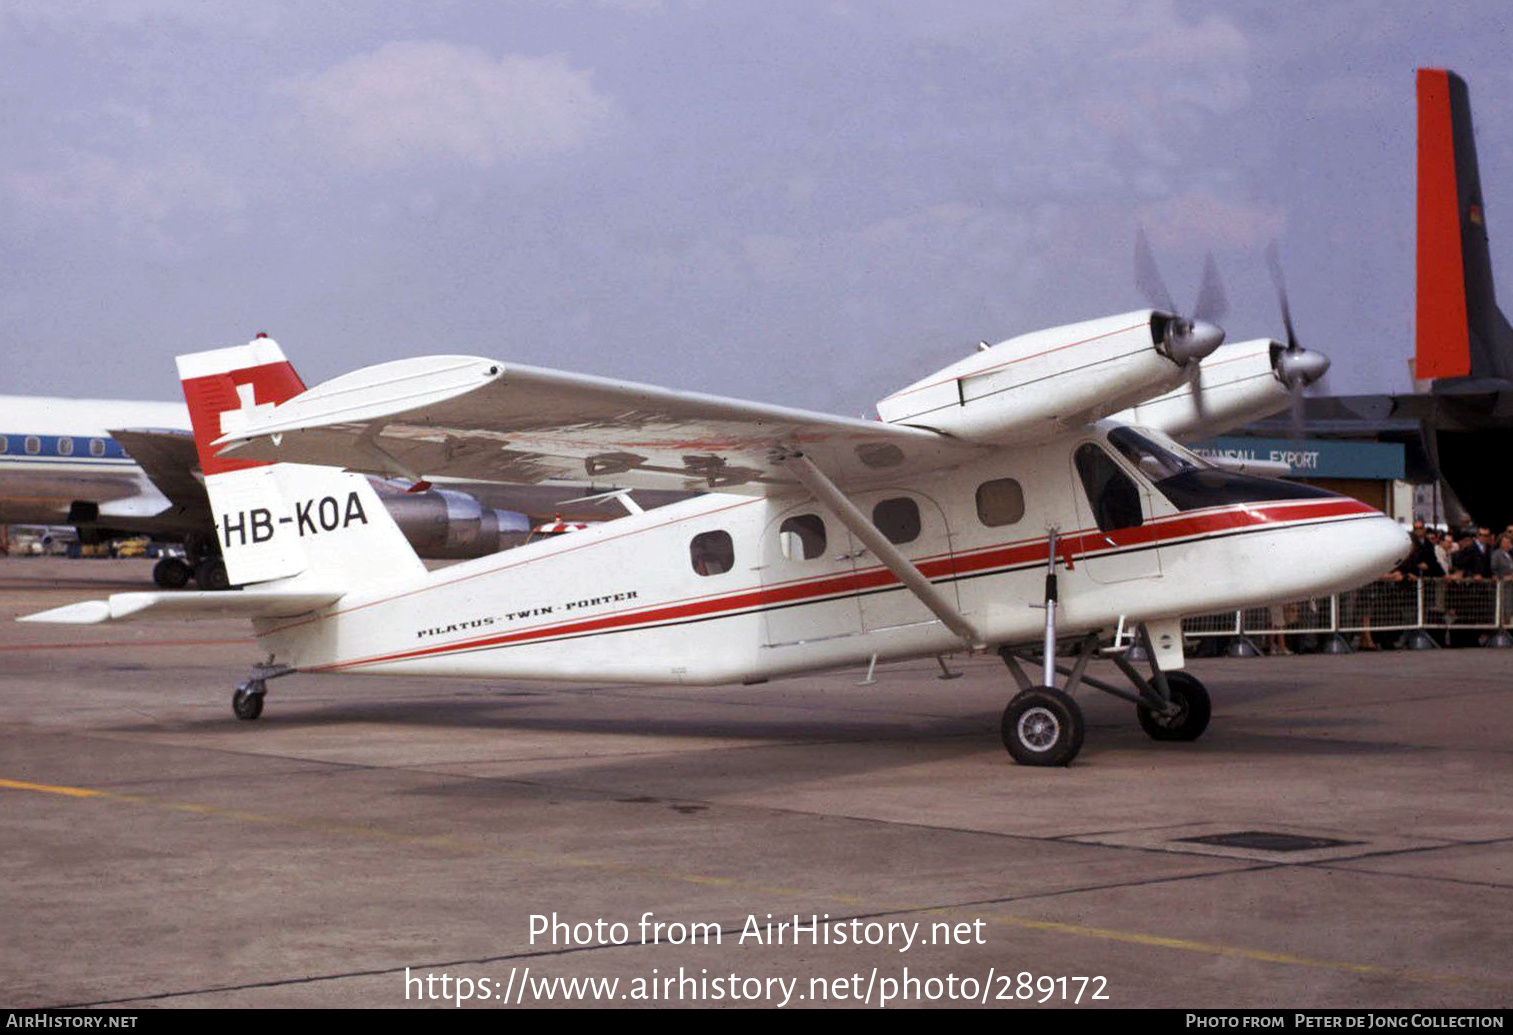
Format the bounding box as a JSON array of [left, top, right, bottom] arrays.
[[277, 42, 617, 168], [5, 149, 246, 256]]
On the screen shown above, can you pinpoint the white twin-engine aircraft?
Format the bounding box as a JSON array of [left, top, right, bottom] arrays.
[[21, 309, 1405, 765]]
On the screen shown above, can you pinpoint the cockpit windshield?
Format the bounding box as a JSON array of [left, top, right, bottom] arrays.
[[1107, 426, 1337, 510]]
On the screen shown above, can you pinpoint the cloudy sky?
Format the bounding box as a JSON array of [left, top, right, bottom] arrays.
[[2, 1, 1511, 414]]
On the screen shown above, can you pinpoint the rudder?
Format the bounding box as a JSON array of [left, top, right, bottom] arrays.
[[1415, 68, 1513, 383], [177, 337, 425, 587]]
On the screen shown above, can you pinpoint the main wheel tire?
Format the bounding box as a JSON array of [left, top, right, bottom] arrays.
[[232, 685, 264, 721], [152, 557, 192, 589], [1001, 688, 1084, 766], [195, 559, 231, 591], [1137, 671, 1211, 742]]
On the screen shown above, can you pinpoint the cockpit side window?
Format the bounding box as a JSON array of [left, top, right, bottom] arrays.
[[1108, 426, 1203, 482], [1107, 425, 1338, 511], [1074, 444, 1143, 532]]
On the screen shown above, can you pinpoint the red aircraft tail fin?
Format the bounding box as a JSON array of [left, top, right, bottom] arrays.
[[1415, 68, 1513, 383]]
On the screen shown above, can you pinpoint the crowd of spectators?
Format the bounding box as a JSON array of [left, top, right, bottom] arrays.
[[1226, 519, 1513, 656], [1392, 521, 1513, 581]]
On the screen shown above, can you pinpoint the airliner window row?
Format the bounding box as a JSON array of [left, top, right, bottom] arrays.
[[0, 435, 124, 459], [690, 478, 1027, 576]]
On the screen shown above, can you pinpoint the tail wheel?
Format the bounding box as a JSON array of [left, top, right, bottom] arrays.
[[1001, 688, 1084, 766], [232, 683, 264, 721], [1137, 671, 1211, 741]]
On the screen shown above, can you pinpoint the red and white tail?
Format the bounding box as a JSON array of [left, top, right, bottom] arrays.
[[176, 337, 424, 588]]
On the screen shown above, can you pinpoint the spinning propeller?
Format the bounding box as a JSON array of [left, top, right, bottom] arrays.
[[1135, 228, 1228, 412], [1264, 242, 1331, 438]]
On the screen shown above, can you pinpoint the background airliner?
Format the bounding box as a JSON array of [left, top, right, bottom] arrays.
[[0, 389, 684, 588]]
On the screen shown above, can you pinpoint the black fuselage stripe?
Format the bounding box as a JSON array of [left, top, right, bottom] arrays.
[[345, 512, 1373, 668]]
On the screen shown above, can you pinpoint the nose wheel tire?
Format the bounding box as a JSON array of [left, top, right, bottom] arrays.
[[232, 682, 265, 721], [1137, 671, 1211, 741], [1001, 688, 1084, 766]]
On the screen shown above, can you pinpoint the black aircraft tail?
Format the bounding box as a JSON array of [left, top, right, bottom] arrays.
[[1416, 68, 1513, 386]]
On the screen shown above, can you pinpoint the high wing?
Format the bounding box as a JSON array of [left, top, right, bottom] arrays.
[[109, 427, 211, 521], [215, 356, 989, 495]]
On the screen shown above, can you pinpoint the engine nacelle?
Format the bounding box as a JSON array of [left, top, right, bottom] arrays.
[[876, 310, 1211, 443], [371, 480, 531, 559], [1112, 338, 1329, 441]]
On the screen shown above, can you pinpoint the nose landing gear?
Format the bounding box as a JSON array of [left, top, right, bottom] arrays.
[[995, 530, 1210, 766]]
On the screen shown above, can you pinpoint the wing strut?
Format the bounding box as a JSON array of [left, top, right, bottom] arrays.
[[780, 451, 986, 650]]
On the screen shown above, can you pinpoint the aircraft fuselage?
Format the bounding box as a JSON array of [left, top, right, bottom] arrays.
[[253, 423, 1408, 684]]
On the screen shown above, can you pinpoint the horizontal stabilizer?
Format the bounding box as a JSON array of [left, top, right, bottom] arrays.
[[18, 587, 345, 625]]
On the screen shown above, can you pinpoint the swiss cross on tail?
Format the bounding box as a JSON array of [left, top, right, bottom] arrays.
[[219, 382, 278, 437], [177, 336, 307, 476]]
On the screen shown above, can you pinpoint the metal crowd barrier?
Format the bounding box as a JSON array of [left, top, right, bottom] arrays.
[[1182, 577, 1513, 649]]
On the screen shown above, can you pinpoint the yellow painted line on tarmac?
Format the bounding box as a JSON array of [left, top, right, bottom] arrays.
[[0, 775, 1494, 991], [0, 777, 110, 798], [981, 915, 1492, 989]]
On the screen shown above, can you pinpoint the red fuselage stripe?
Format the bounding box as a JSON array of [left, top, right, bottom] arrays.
[[305, 497, 1376, 672]]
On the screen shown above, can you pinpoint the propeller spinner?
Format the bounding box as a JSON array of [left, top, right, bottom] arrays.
[[1136, 227, 1228, 366], [1265, 242, 1332, 436]]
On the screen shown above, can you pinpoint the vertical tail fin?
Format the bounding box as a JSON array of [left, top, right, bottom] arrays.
[[1415, 68, 1513, 383], [177, 337, 425, 587]]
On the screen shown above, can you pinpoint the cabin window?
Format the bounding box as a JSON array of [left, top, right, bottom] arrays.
[[89, 438, 106, 457], [690, 530, 735, 576], [57, 437, 73, 456], [0, 436, 7, 453], [24, 436, 40, 455], [1074, 444, 1143, 532], [872, 497, 921, 545], [976, 478, 1025, 527], [778, 514, 827, 560]]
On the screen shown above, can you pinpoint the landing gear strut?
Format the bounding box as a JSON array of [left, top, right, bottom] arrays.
[[994, 531, 1210, 765], [995, 529, 1088, 766], [231, 663, 294, 721]]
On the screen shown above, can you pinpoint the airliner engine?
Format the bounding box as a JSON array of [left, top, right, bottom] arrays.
[[370, 479, 531, 559]]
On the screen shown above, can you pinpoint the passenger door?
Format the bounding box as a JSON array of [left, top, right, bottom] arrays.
[[848, 489, 960, 633], [758, 504, 863, 647], [1069, 442, 1161, 583]]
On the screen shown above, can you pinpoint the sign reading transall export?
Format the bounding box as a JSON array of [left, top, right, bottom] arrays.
[[1192, 436, 1405, 480]]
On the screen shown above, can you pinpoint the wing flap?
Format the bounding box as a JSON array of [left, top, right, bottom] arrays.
[[213, 355, 984, 495]]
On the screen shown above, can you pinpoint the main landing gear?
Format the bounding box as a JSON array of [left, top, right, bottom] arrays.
[[231, 663, 294, 721], [995, 529, 1209, 766], [152, 533, 231, 591]]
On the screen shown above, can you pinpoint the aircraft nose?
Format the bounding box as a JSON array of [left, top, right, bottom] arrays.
[[1353, 515, 1412, 582]]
